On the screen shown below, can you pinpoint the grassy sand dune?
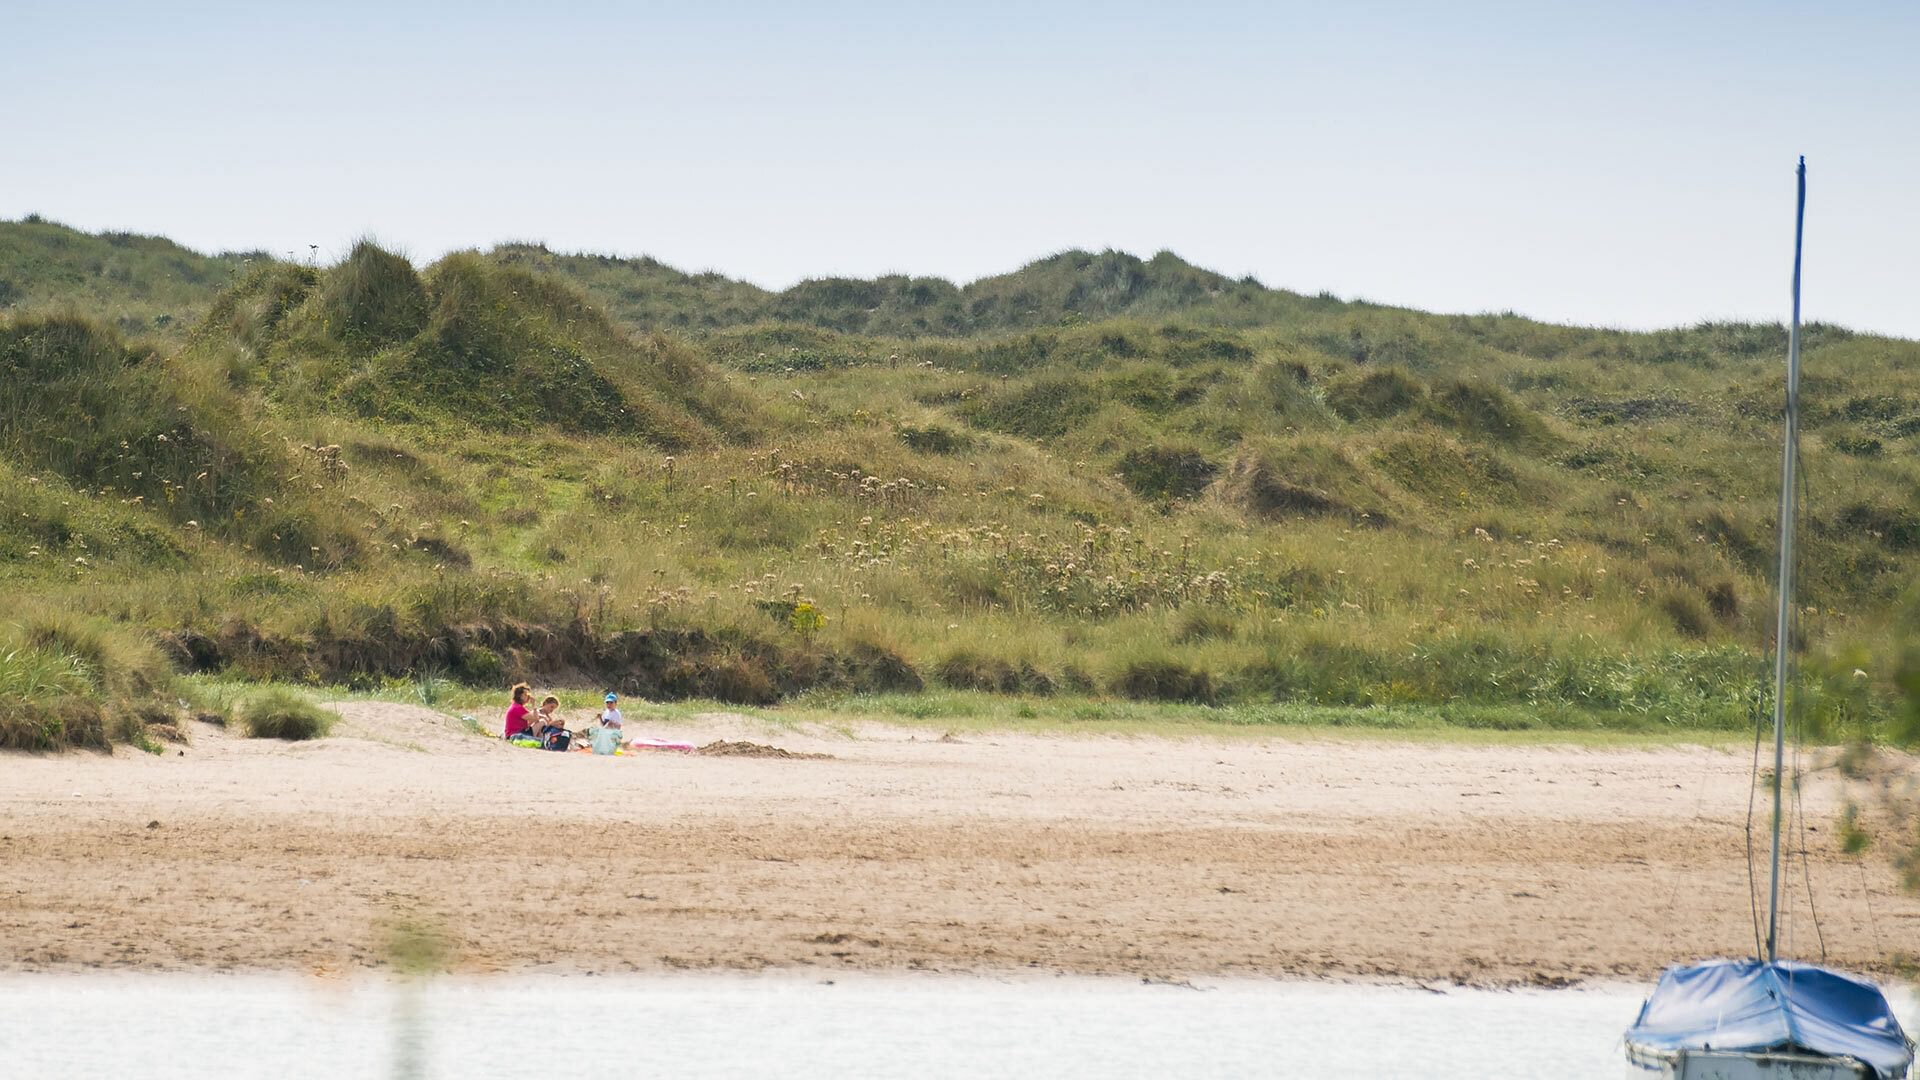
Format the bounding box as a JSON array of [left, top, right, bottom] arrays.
[[1, 217, 1918, 757]]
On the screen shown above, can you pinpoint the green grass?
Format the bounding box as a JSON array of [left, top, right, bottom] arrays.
[[697, 690, 1755, 747], [3, 220, 1920, 752], [276, 677, 1752, 748], [0, 215, 254, 340], [239, 686, 333, 740], [0, 606, 176, 750]]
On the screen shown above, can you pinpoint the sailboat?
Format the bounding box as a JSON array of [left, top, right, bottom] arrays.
[[1621, 160, 1916, 1079]]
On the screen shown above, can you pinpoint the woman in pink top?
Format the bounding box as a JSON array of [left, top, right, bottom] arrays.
[[502, 683, 534, 739]]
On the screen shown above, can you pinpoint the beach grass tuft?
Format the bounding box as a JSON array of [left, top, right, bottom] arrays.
[[241, 687, 333, 741]]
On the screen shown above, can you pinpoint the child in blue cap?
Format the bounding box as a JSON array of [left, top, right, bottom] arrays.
[[600, 692, 623, 732]]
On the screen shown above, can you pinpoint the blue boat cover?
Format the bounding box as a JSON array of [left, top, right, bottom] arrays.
[[1626, 959, 1913, 1078]]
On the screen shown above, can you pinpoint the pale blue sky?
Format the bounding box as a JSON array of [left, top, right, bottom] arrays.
[[6, 1, 1917, 334]]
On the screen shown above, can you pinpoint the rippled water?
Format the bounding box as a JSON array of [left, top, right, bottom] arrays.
[[2, 973, 1913, 1079]]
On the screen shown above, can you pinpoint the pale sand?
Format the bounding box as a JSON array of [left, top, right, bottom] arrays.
[[2, 703, 1914, 986]]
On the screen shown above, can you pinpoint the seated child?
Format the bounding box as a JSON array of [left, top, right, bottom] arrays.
[[600, 692, 623, 730], [536, 695, 570, 750]]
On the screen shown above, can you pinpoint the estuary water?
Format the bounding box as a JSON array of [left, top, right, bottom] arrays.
[[1, 972, 1912, 1078]]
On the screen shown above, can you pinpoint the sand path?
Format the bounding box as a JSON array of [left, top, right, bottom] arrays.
[[2, 703, 1914, 986]]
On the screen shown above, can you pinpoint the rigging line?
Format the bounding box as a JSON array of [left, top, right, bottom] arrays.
[[1792, 687, 1827, 963], [1744, 378, 1793, 961], [1786, 395, 1828, 963], [1745, 676, 1767, 959], [1856, 857, 1883, 961], [1774, 687, 1789, 968]]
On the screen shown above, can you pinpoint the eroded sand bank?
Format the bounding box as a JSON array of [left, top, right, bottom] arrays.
[[3, 703, 1913, 986]]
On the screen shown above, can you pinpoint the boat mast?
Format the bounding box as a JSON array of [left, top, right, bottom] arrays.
[[1765, 156, 1807, 964]]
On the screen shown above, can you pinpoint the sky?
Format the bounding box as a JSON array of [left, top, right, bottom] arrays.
[[6, 1, 1918, 335]]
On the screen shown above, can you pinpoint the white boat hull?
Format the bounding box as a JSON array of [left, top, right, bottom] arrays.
[[1627, 1047, 1881, 1079]]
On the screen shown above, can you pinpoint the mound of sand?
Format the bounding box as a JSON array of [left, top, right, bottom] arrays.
[[694, 740, 832, 760]]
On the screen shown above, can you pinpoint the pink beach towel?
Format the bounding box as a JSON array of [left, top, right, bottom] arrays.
[[626, 738, 695, 752]]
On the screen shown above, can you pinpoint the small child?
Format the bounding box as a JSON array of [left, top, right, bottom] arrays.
[[536, 695, 569, 750], [599, 692, 623, 731]]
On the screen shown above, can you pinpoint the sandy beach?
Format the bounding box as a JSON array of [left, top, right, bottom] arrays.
[[2, 704, 1913, 987]]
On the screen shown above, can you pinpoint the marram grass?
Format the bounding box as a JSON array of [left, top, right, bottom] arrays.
[[3, 221, 1920, 752]]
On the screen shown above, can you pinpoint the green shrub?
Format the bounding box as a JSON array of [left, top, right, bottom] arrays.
[[660, 652, 778, 705], [1174, 608, 1237, 644], [1324, 367, 1426, 421], [1116, 444, 1217, 501], [317, 241, 429, 347], [935, 650, 1054, 694], [1830, 432, 1883, 457], [1660, 590, 1714, 639], [1837, 502, 1920, 552], [789, 601, 826, 639], [1421, 379, 1549, 445], [180, 678, 241, 726], [456, 645, 505, 686], [898, 423, 971, 453], [0, 643, 107, 750], [241, 687, 333, 740], [1249, 360, 1331, 427], [1113, 659, 1218, 703], [959, 374, 1103, 439], [19, 609, 172, 701], [1370, 432, 1526, 509], [1220, 440, 1383, 521], [0, 612, 173, 750]]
